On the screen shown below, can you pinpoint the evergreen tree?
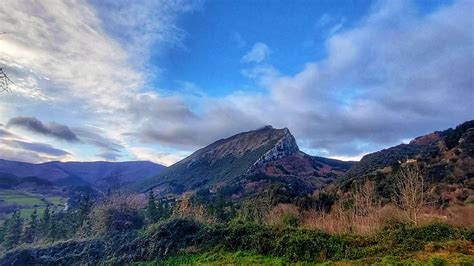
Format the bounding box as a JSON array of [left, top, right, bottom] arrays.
[[3, 211, 23, 249], [78, 193, 93, 220], [0, 220, 7, 244], [22, 209, 39, 243], [40, 206, 51, 237], [145, 191, 159, 223], [48, 211, 58, 241]]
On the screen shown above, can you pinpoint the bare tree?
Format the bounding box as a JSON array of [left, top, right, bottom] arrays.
[[0, 67, 14, 93], [1, 32, 15, 93], [353, 179, 378, 216], [392, 163, 427, 225]]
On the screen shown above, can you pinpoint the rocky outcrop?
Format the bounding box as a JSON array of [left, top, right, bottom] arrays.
[[251, 128, 299, 169]]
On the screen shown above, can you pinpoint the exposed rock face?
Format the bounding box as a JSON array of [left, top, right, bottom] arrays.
[[251, 128, 299, 169]]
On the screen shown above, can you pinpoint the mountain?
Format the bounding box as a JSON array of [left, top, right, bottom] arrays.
[[341, 120, 474, 203], [142, 126, 353, 198], [0, 159, 165, 191]]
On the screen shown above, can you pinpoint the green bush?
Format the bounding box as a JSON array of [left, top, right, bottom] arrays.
[[429, 256, 447, 266], [1, 219, 470, 264], [281, 213, 299, 227]]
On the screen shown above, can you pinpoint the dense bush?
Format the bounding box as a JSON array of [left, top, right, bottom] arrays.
[[0, 219, 471, 264]]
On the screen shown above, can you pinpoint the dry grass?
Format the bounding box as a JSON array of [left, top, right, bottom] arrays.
[[264, 203, 300, 226], [301, 203, 474, 235], [444, 204, 474, 227], [301, 203, 399, 235]]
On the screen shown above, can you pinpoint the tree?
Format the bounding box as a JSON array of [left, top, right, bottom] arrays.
[[3, 211, 23, 249], [392, 163, 427, 225], [0, 67, 14, 93], [145, 190, 159, 223], [48, 211, 59, 241], [40, 206, 51, 237], [22, 209, 39, 243]]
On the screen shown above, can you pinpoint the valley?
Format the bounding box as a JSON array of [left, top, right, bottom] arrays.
[[0, 120, 472, 265]]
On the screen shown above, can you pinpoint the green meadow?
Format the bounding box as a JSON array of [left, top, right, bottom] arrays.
[[0, 190, 66, 220]]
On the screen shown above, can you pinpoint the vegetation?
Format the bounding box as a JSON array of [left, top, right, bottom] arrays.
[[0, 168, 472, 264], [0, 122, 472, 264], [0, 189, 66, 221]]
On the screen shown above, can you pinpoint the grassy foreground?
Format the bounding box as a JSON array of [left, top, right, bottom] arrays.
[[140, 250, 474, 265], [2, 219, 472, 265]]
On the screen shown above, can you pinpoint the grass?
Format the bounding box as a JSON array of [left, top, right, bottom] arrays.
[[0, 190, 44, 205], [0, 189, 67, 221], [18, 207, 46, 219], [137, 251, 289, 265], [138, 251, 474, 265], [46, 196, 66, 206]]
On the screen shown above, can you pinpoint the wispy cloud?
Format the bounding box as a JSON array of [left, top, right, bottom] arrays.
[[0, 0, 201, 164], [242, 42, 271, 63]]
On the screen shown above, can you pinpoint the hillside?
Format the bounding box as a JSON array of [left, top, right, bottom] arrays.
[[341, 120, 474, 203], [142, 126, 353, 199], [0, 159, 165, 191], [0, 122, 472, 264]]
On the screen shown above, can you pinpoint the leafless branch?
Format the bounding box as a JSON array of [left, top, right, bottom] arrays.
[[392, 163, 427, 225], [0, 67, 15, 93]]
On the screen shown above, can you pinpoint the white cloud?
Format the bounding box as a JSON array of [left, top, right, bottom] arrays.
[[129, 147, 187, 166], [242, 42, 271, 63], [234, 0, 474, 157], [0, 0, 200, 164], [1, 0, 472, 165]]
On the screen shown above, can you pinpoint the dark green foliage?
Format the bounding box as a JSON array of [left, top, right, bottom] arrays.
[[40, 206, 51, 237], [281, 213, 298, 227], [104, 205, 144, 233], [3, 211, 23, 249], [22, 209, 39, 243], [376, 222, 464, 254], [48, 211, 59, 241], [0, 219, 471, 264], [145, 191, 159, 223], [444, 120, 474, 149]]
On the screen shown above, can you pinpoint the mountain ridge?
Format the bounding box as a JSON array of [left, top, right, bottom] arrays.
[[142, 126, 353, 198], [0, 159, 166, 191]]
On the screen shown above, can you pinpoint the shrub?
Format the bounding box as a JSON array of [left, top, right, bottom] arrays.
[[89, 195, 144, 235]]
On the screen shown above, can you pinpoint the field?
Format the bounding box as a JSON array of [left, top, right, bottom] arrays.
[[0, 189, 67, 220]]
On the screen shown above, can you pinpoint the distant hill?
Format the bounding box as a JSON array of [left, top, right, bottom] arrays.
[[341, 120, 474, 204], [141, 126, 353, 199], [0, 159, 166, 191]]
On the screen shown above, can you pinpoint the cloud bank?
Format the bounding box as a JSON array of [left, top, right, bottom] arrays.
[[0, 0, 472, 164]]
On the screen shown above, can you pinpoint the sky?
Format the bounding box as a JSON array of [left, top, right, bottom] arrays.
[[0, 0, 472, 166]]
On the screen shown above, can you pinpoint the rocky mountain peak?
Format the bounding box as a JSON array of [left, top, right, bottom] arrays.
[[251, 127, 299, 168], [184, 126, 299, 163]]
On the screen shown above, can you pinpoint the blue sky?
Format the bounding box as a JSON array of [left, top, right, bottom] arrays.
[[152, 0, 452, 96], [0, 0, 472, 165], [155, 0, 373, 96]]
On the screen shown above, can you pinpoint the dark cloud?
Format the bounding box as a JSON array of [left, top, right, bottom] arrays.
[[126, 93, 264, 149], [7, 116, 79, 142], [0, 139, 70, 157]]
